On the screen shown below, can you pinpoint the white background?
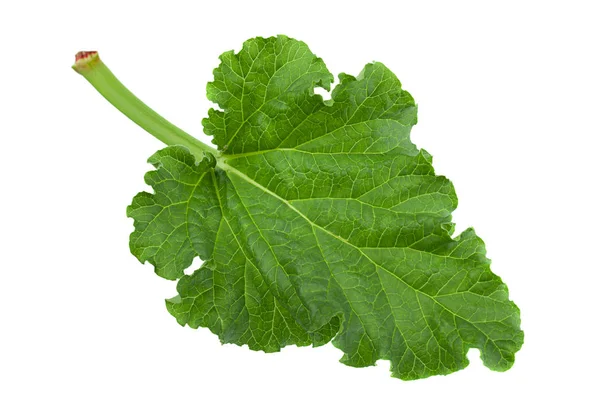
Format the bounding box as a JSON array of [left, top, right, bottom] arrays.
[[1, 1, 598, 398]]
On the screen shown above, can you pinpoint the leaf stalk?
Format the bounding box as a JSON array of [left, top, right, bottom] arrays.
[[72, 51, 218, 159]]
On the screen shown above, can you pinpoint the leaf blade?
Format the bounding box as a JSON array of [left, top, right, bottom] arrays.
[[129, 35, 523, 380]]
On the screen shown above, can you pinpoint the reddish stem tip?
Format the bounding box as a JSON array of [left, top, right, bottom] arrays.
[[75, 51, 98, 62], [72, 51, 101, 74]]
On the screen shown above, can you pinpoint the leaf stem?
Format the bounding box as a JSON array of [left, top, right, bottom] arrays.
[[72, 51, 218, 159]]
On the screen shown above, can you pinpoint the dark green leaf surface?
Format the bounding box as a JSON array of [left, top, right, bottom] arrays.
[[128, 35, 523, 380]]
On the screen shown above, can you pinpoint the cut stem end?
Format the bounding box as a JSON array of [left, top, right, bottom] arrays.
[[72, 51, 101, 74]]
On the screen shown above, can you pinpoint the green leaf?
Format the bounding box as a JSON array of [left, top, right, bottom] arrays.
[[128, 35, 523, 380]]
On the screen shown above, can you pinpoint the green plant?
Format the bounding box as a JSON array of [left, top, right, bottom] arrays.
[[73, 35, 523, 380]]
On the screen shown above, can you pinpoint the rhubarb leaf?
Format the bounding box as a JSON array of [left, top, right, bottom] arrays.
[[128, 35, 523, 380]]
